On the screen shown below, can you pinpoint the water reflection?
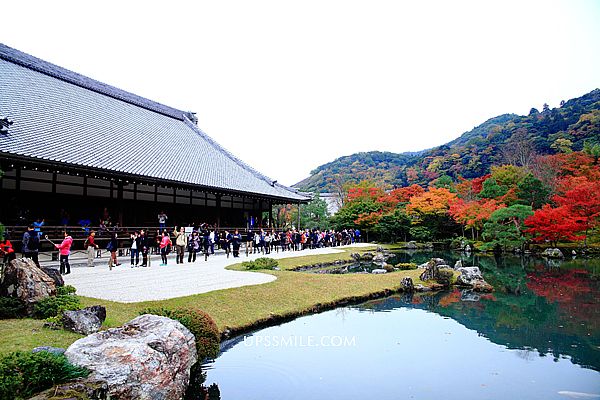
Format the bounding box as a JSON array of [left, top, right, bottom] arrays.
[[202, 251, 600, 399]]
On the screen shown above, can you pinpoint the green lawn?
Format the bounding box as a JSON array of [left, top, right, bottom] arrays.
[[0, 247, 427, 354]]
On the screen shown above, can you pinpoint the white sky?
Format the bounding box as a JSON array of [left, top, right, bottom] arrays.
[[2, 0, 600, 187]]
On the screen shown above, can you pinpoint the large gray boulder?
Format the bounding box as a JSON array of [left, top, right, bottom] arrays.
[[0, 258, 56, 315], [541, 248, 564, 259], [62, 305, 107, 335], [405, 241, 418, 249], [40, 267, 64, 287], [65, 314, 197, 400], [456, 266, 493, 292]]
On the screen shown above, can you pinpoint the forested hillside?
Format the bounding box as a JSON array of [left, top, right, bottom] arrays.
[[295, 89, 600, 192]]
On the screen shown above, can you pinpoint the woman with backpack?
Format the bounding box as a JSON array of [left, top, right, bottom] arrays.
[[107, 232, 120, 270], [187, 230, 200, 263]]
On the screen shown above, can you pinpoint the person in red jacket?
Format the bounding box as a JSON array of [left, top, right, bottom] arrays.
[[0, 236, 16, 265], [55, 231, 73, 275]]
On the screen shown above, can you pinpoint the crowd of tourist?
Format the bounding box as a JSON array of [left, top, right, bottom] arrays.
[[0, 211, 362, 275]]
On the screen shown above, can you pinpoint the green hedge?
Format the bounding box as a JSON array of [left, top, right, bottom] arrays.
[[0, 297, 26, 319], [34, 294, 81, 319], [141, 307, 220, 361], [241, 257, 278, 270], [0, 351, 89, 399]]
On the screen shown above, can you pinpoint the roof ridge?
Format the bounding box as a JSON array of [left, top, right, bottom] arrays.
[[0, 43, 185, 120]]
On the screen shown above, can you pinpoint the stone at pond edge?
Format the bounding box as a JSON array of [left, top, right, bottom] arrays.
[[371, 269, 387, 274], [541, 248, 564, 259], [350, 253, 361, 262], [0, 258, 56, 316], [65, 314, 197, 400], [454, 260, 463, 269], [40, 267, 64, 287], [361, 252, 374, 261], [62, 305, 107, 335], [28, 378, 109, 400], [456, 266, 493, 292], [400, 277, 414, 292]]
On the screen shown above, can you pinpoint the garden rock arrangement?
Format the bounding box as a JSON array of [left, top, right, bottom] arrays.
[[456, 266, 493, 292], [29, 378, 110, 400], [62, 305, 107, 335], [40, 267, 64, 287], [541, 248, 564, 258], [65, 314, 197, 399], [0, 258, 56, 315]]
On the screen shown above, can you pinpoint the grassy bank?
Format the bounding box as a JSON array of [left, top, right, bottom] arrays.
[[0, 247, 427, 354]]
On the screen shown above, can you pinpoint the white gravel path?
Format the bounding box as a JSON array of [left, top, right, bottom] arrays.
[[62, 243, 373, 303]]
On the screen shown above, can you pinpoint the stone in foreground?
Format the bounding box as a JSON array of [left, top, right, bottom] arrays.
[[65, 314, 197, 400], [62, 305, 107, 335], [0, 258, 56, 315]]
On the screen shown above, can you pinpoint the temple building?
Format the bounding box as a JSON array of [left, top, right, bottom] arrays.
[[0, 43, 308, 230]]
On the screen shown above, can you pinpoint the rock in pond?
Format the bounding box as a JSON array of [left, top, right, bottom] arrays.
[[542, 248, 564, 258], [65, 314, 197, 400], [0, 258, 56, 315], [456, 266, 493, 292], [62, 305, 107, 335]]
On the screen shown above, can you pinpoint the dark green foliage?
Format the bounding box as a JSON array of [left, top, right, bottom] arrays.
[[478, 178, 508, 199], [373, 210, 411, 243], [56, 285, 77, 296], [516, 174, 550, 209], [0, 297, 26, 319], [0, 351, 89, 400], [241, 257, 279, 270], [409, 226, 431, 242], [33, 295, 81, 319], [482, 205, 533, 252], [294, 89, 600, 191], [140, 307, 220, 361]]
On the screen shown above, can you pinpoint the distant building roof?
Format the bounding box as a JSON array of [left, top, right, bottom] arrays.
[[0, 43, 308, 202]]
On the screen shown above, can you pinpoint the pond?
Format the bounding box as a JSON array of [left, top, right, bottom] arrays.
[[201, 252, 600, 399]]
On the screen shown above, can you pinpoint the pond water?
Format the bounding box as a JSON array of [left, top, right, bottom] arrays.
[[201, 252, 600, 400]]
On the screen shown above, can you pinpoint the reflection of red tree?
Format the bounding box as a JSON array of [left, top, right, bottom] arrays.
[[526, 269, 598, 325], [527, 269, 592, 304], [439, 290, 462, 307]]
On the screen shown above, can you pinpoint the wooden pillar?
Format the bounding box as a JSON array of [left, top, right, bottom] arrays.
[[268, 201, 273, 228], [258, 199, 263, 228], [297, 202, 301, 230], [117, 182, 124, 226], [216, 194, 222, 229], [15, 166, 21, 192]]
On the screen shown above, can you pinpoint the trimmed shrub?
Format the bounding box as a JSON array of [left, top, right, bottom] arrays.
[[0, 351, 89, 399], [241, 257, 278, 270], [0, 297, 26, 319], [395, 262, 417, 270], [141, 307, 220, 360], [34, 295, 81, 319], [436, 268, 455, 286], [56, 285, 77, 296], [383, 264, 395, 273]]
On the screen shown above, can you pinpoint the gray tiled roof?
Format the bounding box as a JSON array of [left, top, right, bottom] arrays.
[[0, 43, 307, 202]]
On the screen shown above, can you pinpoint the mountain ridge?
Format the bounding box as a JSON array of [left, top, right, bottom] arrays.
[[294, 89, 600, 192]]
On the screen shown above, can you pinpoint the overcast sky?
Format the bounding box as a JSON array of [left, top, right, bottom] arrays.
[[3, 0, 599, 187]]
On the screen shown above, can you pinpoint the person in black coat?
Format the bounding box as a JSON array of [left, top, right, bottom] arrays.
[[138, 229, 149, 267], [231, 229, 242, 258]]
